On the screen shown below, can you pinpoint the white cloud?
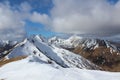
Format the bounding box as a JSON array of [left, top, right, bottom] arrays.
[[47, 0, 120, 36], [11, 0, 120, 36], [0, 2, 31, 40], [30, 12, 51, 26], [29, 0, 120, 36]]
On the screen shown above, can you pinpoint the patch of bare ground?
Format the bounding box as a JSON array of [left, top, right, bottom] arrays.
[[0, 56, 27, 67], [73, 46, 120, 72]]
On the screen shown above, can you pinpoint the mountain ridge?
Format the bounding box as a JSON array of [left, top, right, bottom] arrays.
[[0, 35, 101, 70], [49, 35, 120, 71], [0, 35, 120, 71]]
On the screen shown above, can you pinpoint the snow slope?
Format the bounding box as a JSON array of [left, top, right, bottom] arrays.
[[0, 35, 99, 69], [7, 39, 59, 67], [28, 35, 99, 69], [0, 57, 120, 80]]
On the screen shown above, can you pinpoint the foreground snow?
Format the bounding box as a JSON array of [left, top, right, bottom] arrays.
[[0, 57, 120, 80]]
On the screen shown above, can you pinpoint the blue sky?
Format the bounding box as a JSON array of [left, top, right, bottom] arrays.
[[0, 0, 120, 40], [25, 20, 56, 37], [0, 0, 55, 38], [8, 0, 54, 37], [108, 0, 119, 4]]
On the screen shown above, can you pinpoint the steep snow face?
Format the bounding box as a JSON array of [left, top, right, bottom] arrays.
[[7, 39, 30, 58], [7, 39, 60, 68], [81, 39, 98, 50], [28, 35, 100, 69], [29, 35, 48, 43], [49, 35, 83, 48], [48, 36, 65, 45], [29, 36, 69, 68], [0, 57, 120, 80], [7, 39, 51, 63], [52, 46, 99, 69], [63, 35, 83, 48]]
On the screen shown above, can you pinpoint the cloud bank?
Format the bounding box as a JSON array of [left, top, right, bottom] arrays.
[[51, 0, 120, 36], [0, 2, 32, 40], [32, 0, 120, 36], [0, 0, 52, 40]]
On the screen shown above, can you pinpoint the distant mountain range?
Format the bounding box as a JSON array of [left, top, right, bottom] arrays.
[[49, 35, 120, 71], [0, 35, 120, 71]]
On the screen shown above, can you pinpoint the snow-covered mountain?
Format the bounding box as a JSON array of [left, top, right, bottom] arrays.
[[1, 34, 120, 71], [0, 35, 100, 70], [0, 40, 17, 59], [49, 35, 120, 71], [49, 35, 120, 51], [1, 35, 120, 71], [0, 35, 120, 80], [48, 35, 83, 48]]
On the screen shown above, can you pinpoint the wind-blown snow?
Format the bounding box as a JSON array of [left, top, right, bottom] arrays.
[[0, 57, 120, 80]]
